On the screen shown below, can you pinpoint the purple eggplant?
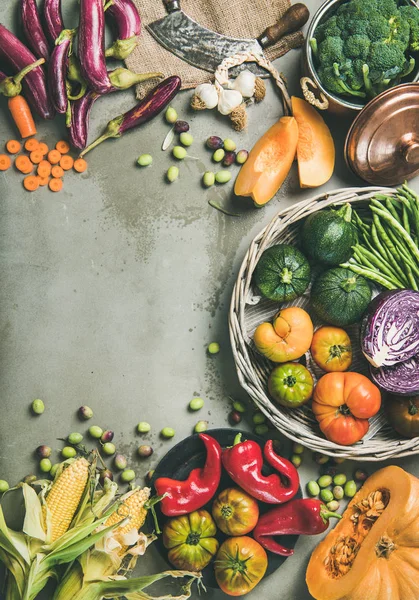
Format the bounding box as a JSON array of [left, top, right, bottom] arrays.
[[0, 58, 45, 97], [21, 0, 50, 61], [78, 0, 111, 94], [105, 0, 141, 60], [0, 24, 55, 119], [79, 75, 181, 157], [48, 29, 75, 113], [68, 91, 100, 151], [44, 0, 64, 44]]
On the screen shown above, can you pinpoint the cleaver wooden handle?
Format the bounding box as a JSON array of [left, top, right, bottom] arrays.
[[258, 3, 310, 49]]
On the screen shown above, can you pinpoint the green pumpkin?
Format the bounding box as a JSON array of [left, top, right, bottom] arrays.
[[310, 267, 372, 326], [301, 204, 356, 266], [163, 510, 219, 571], [254, 244, 311, 302]]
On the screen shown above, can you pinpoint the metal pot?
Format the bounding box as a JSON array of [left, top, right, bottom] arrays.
[[302, 0, 419, 117]]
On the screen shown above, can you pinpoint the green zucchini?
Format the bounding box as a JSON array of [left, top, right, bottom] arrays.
[[254, 244, 311, 302]]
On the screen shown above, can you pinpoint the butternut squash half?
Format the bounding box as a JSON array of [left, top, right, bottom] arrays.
[[291, 96, 335, 189], [234, 116, 298, 207], [306, 466, 419, 600]]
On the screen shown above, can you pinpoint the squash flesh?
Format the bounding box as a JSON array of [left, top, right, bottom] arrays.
[[291, 96, 335, 189], [306, 466, 419, 600], [234, 116, 298, 206]]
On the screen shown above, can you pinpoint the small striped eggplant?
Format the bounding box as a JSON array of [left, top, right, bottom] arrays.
[[105, 0, 142, 60], [21, 0, 50, 61], [79, 75, 181, 157], [68, 90, 100, 151], [44, 0, 65, 44], [0, 24, 54, 119], [78, 0, 111, 94], [49, 29, 75, 113]]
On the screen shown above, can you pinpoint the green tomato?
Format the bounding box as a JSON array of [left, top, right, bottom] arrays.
[[163, 510, 219, 571], [268, 363, 314, 408]]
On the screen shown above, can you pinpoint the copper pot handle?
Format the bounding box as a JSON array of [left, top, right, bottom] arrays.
[[300, 77, 329, 110]]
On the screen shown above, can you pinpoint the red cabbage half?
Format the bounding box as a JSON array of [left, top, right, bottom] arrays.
[[361, 290, 419, 368], [370, 354, 419, 396]]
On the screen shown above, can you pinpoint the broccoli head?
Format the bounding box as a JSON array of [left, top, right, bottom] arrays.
[[344, 35, 371, 60], [317, 64, 366, 98], [315, 15, 342, 43], [318, 36, 345, 65], [375, 0, 398, 19], [368, 40, 406, 76], [399, 5, 419, 52], [367, 14, 392, 41], [388, 16, 410, 51]]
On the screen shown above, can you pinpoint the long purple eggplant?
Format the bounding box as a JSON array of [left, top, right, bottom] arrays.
[[0, 58, 45, 97], [0, 24, 54, 119], [21, 0, 50, 61], [68, 90, 100, 150], [44, 0, 64, 44], [78, 0, 111, 94], [105, 0, 141, 60], [48, 29, 75, 113], [79, 75, 181, 157]]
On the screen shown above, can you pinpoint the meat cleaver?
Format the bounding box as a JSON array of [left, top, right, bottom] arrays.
[[146, 1, 309, 77]]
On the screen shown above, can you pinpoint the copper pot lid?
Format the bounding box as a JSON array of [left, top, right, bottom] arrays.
[[345, 83, 419, 186]]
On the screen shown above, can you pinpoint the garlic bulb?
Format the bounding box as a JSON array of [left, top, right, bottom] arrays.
[[191, 83, 218, 109], [229, 70, 256, 98], [217, 88, 243, 116]]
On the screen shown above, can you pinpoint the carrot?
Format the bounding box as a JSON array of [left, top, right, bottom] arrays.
[[38, 142, 49, 156], [60, 155, 74, 171], [73, 158, 87, 173], [30, 150, 44, 164], [37, 161, 52, 178], [15, 155, 33, 174], [6, 140, 21, 154], [23, 175, 39, 191], [24, 138, 39, 152], [47, 149, 61, 164], [37, 175, 49, 186], [55, 140, 70, 154], [51, 165, 64, 178], [0, 154, 12, 171], [49, 177, 63, 192], [8, 96, 36, 139]]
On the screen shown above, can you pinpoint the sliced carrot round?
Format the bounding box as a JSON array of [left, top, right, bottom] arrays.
[[30, 150, 43, 164], [0, 154, 11, 171], [38, 142, 49, 156], [15, 155, 33, 174], [49, 177, 63, 192], [56, 140, 70, 154], [51, 165, 64, 178], [24, 138, 39, 152], [37, 175, 50, 187], [37, 160, 52, 178], [47, 149, 61, 164], [59, 155, 74, 171], [23, 175, 39, 191], [73, 158, 87, 173], [6, 140, 21, 154]]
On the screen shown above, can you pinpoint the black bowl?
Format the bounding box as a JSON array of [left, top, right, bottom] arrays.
[[148, 428, 301, 589]]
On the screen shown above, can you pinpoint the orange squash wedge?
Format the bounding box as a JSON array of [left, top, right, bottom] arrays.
[[234, 116, 298, 207], [306, 466, 419, 600], [291, 96, 335, 189]]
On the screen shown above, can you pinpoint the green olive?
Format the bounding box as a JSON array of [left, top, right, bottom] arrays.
[[207, 342, 220, 354], [291, 454, 302, 468], [236, 149, 249, 164], [172, 146, 187, 160], [333, 485, 344, 500], [320, 489, 334, 503], [292, 443, 305, 455], [161, 427, 175, 439], [89, 426, 103, 439], [215, 170, 232, 184], [254, 424, 269, 436], [203, 171, 215, 187], [121, 469, 136, 483], [213, 149, 225, 162], [232, 400, 246, 413], [318, 475, 333, 488], [39, 458, 52, 473], [194, 420, 208, 433], [223, 138, 237, 152], [252, 412, 266, 425], [0, 480, 10, 493], [333, 473, 347, 486], [32, 399, 45, 414], [68, 432, 83, 445], [50, 464, 59, 478], [307, 480, 320, 497], [327, 500, 340, 512], [137, 154, 153, 167], [179, 132, 193, 146], [137, 422, 151, 433], [344, 480, 357, 498], [165, 106, 178, 124], [189, 398, 204, 411], [61, 446, 77, 459], [102, 443, 116, 456], [167, 166, 179, 182]]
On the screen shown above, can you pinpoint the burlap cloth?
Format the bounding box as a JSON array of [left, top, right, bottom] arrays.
[[126, 0, 305, 98]]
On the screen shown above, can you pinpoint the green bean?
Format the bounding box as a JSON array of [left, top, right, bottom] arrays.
[[384, 224, 419, 277], [372, 218, 409, 284], [354, 245, 404, 285], [371, 206, 419, 263], [341, 262, 397, 289], [402, 204, 411, 235], [406, 264, 419, 291], [385, 198, 401, 222]]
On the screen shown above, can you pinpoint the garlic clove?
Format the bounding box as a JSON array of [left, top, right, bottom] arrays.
[[229, 70, 256, 98], [193, 83, 219, 109], [218, 88, 243, 116]]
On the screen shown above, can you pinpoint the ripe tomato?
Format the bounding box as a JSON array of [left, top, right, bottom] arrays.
[[385, 395, 419, 438], [212, 487, 259, 536], [310, 326, 352, 372], [312, 372, 381, 445], [268, 362, 314, 408], [163, 510, 219, 571], [214, 536, 268, 596]]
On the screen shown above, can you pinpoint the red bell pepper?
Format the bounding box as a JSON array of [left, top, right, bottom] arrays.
[[222, 434, 299, 504], [253, 498, 342, 556], [154, 433, 222, 517]]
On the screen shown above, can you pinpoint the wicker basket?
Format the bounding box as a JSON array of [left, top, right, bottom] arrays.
[[229, 186, 419, 462]]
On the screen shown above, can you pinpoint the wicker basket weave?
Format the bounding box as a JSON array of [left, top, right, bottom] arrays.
[[229, 186, 419, 462]]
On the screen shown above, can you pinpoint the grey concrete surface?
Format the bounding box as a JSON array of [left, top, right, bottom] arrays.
[[1, 0, 419, 598]]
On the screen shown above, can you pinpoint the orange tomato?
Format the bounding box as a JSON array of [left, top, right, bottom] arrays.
[[214, 536, 267, 596], [212, 487, 259, 536], [310, 326, 352, 372], [312, 372, 381, 445]]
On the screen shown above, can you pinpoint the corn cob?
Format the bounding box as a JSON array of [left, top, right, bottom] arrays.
[[105, 487, 150, 538], [44, 457, 90, 542]]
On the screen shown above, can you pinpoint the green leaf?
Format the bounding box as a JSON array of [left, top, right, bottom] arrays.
[[96, 571, 200, 597], [22, 483, 46, 542], [0, 504, 30, 566]]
